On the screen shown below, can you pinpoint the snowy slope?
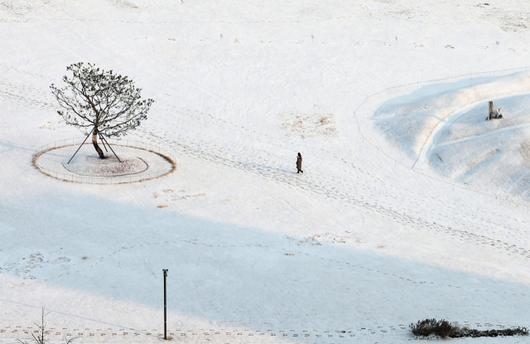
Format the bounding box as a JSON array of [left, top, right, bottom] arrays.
[[429, 93, 530, 198], [374, 69, 530, 199], [2, 0, 530, 343]]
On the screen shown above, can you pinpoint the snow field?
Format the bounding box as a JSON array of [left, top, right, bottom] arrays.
[[2, 1, 530, 343]]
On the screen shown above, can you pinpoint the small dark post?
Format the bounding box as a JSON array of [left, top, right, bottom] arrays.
[[163, 269, 168, 340]]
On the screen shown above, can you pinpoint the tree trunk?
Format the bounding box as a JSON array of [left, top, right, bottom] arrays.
[[92, 128, 105, 159]]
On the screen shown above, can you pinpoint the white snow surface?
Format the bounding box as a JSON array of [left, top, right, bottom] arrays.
[[2, 0, 530, 343]]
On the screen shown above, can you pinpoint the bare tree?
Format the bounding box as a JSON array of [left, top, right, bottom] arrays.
[[17, 307, 46, 344], [50, 62, 154, 159], [17, 307, 77, 344]]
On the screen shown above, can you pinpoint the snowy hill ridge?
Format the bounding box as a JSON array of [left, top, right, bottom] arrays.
[[374, 70, 530, 199], [374, 72, 530, 195]]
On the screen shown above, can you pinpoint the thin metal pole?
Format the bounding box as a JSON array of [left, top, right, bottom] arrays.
[[67, 127, 94, 164], [99, 134, 121, 162], [98, 133, 109, 152], [163, 269, 168, 340]]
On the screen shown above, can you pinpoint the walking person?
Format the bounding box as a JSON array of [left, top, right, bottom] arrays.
[[296, 152, 303, 174]]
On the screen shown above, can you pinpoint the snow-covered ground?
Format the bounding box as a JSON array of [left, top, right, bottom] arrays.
[[374, 71, 530, 200], [2, 0, 530, 343]]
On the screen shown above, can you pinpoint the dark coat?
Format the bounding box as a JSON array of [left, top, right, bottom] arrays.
[[296, 155, 302, 170]]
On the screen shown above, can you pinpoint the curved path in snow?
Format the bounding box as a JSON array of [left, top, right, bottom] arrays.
[[2, 67, 530, 263], [129, 71, 530, 265]]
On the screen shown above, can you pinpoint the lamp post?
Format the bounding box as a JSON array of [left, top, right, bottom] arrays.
[[163, 269, 168, 340]]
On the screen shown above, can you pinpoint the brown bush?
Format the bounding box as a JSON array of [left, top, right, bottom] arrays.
[[410, 319, 528, 338]]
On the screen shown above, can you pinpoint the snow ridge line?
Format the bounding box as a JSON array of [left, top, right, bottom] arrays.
[[136, 129, 530, 261], [0, 328, 398, 343], [0, 320, 516, 342], [0, 322, 507, 341]]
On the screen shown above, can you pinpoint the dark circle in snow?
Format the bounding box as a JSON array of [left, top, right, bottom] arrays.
[[32, 142, 175, 184]]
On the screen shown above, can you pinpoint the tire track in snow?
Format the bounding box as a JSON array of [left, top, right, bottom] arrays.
[[134, 92, 530, 258], [136, 128, 530, 261], [150, 82, 530, 253], [102, 236, 488, 292]]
